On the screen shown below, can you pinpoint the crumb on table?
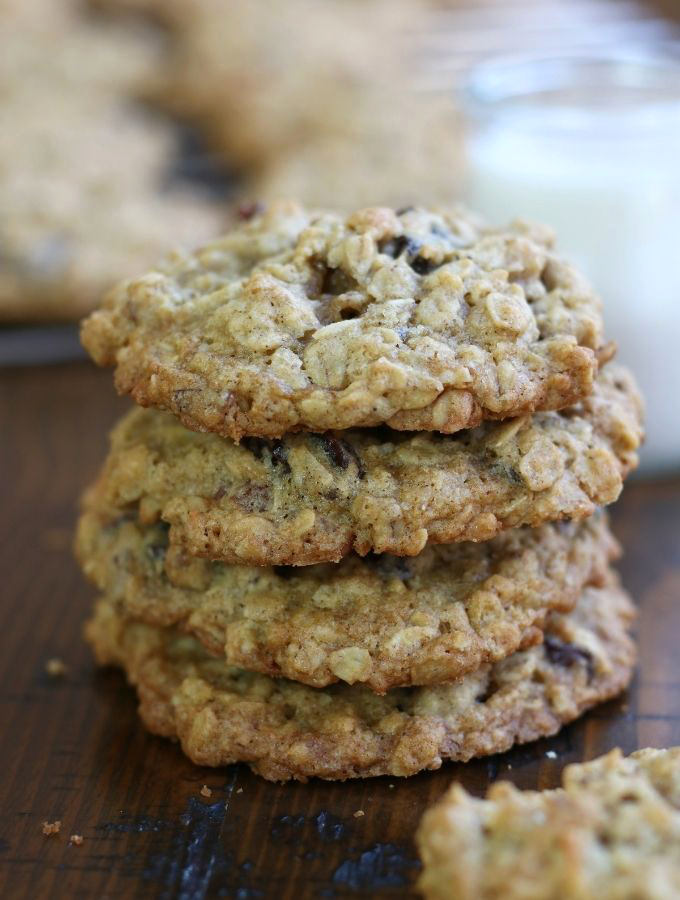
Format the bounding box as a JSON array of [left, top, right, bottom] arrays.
[[45, 658, 67, 678], [200, 785, 212, 798], [70, 834, 83, 846], [353, 810, 365, 818], [42, 821, 61, 836]]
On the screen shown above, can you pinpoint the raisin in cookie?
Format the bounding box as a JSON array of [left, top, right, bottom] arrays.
[[85, 365, 642, 566], [417, 747, 680, 900], [81, 202, 606, 438], [86, 578, 635, 781], [76, 507, 617, 692]]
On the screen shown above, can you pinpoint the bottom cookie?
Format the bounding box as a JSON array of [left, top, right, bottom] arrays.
[[417, 746, 680, 900], [86, 579, 635, 782]]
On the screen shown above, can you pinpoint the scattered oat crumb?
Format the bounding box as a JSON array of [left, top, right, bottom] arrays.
[[45, 658, 67, 678], [42, 820, 61, 836], [200, 785, 212, 798], [507, 764, 512, 770], [236, 787, 243, 794], [545, 750, 557, 759], [388, 784, 395, 789], [70, 835, 83, 846], [353, 810, 365, 818]]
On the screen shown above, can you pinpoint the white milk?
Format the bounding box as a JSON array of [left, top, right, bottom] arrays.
[[462, 55, 680, 473]]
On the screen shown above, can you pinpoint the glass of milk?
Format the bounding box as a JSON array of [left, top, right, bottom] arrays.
[[461, 50, 680, 474]]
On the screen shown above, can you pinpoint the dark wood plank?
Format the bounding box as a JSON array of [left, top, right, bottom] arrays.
[[0, 361, 678, 900]]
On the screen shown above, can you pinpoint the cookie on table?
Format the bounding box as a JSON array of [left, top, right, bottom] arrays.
[[86, 578, 635, 781], [86, 365, 642, 566], [82, 202, 608, 438], [76, 507, 618, 692], [0, 0, 224, 321], [417, 746, 680, 900]]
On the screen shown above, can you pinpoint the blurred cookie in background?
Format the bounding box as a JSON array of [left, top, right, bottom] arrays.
[[124, 0, 418, 172], [92, 0, 458, 196], [0, 0, 227, 322], [253, 89, 461, 209]]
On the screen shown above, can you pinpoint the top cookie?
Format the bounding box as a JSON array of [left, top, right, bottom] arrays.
[[81, 202, 606, 439], [417, 746, 680, 900]]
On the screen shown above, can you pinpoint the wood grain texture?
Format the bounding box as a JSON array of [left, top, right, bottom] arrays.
[[0, 361, 679, 900]]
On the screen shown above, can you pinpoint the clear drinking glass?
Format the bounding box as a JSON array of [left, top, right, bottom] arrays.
[[461, 50, 680, 473]]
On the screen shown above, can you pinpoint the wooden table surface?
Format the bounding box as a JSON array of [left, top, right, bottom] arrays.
[[1, 360, 679, 900]]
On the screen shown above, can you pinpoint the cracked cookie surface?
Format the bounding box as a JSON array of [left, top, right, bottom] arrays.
[[417, 746, 680, 900], [76, 508, 618, 692], [86, 579, 635, 781], [85, 365, 642, 566], [82, 202, 606, 438]]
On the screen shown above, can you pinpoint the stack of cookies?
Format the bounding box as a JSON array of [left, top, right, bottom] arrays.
[[76, 203, 643, 781]]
